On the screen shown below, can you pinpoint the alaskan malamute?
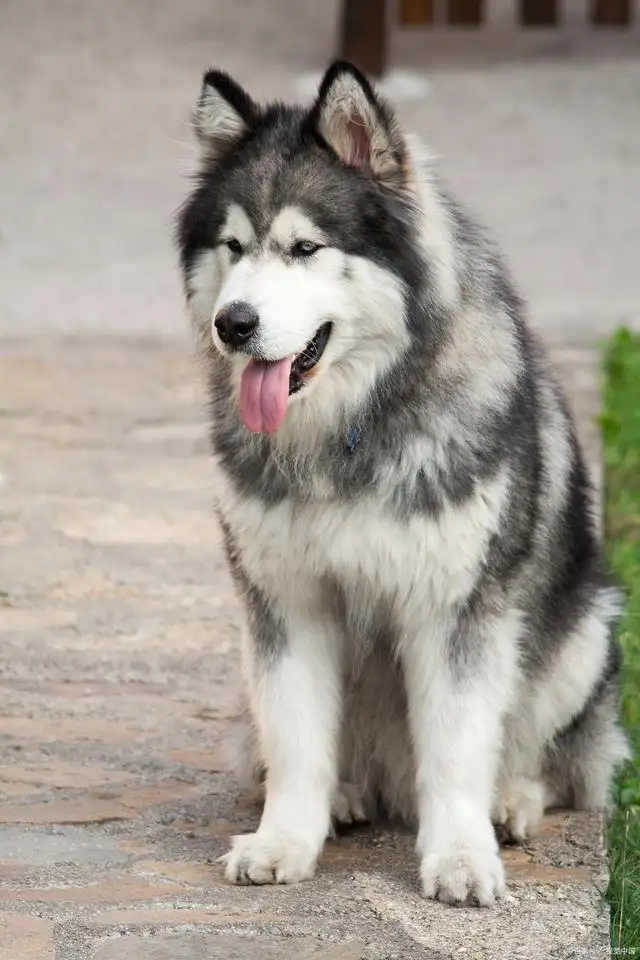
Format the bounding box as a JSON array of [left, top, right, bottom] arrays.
[[176, 62, 627, 905]]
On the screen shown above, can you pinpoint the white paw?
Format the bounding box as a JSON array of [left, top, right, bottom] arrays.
[[494, 777, 544, 843], [421, 844, 505, 906], [221, 831, 318, 885], [331, 782, 368, 828]]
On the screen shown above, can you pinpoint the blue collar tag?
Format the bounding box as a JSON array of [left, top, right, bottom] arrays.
[[346, 425, 362, 456]]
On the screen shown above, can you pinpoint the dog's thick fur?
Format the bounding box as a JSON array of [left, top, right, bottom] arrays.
[[176, 62, 628, 905]]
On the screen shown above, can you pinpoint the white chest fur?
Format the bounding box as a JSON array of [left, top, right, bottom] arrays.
[[218, 468, 509, 622]]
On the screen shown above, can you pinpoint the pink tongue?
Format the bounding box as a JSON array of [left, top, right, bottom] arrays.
[[240, 357, 293, 434]]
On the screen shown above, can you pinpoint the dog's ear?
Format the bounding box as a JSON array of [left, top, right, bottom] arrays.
[[308, 61, 409, 187], [192, 70, 258, 161]]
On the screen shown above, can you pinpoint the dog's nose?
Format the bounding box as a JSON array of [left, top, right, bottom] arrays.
[[214, 302, 259, 349]]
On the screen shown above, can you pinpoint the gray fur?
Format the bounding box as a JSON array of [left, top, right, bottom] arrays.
[[218, 514, 286, 660]]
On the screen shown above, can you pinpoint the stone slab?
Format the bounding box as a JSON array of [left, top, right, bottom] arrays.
[[0, 826, 129, 867], [0, 915, 55, 960], [93, 934, 366, 960]]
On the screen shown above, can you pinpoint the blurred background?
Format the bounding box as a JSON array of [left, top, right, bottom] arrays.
[[1, 0, 639, 342]]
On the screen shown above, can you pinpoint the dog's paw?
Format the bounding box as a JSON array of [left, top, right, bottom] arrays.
[[331, 782, 368, 829], [420, 845, 505, 906], [221, 832, 318, 885], [493, 777, 544, 844]]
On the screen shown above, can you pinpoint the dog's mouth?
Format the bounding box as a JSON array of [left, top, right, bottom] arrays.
[[239, 322, 332, 435], [289, 322, 333, 396]]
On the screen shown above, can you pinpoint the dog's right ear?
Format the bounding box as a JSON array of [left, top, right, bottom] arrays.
[[192, 70, 258, 162]]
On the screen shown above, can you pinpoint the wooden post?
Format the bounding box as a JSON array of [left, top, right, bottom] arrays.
[[592, 0, 631, 24], [340, 0, 387, 77], [400, 0, 435, 23], [520, 0, 558, 24], [447, 0, 484, 25]]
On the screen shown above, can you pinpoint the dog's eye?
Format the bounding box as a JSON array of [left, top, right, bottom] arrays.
[[291, 240, 321, 258], [224, 238, 243, 257]]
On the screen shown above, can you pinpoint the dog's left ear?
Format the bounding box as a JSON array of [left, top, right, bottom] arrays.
[[308, 61, 410, 188]]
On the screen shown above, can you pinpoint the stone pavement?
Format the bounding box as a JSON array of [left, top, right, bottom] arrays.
[[0, 336, 613, 959]]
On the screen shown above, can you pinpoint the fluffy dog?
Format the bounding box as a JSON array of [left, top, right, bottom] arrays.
[[176, 61, 627, 905]]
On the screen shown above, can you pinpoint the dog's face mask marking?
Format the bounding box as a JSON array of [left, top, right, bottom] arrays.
[[180, 63, 421, 434], [210, 204, 350, 433]]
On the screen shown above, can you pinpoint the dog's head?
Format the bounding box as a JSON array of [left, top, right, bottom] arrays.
[[178, 62, 436, 436]]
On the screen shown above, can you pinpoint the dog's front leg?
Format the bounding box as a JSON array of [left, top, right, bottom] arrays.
[[402, 616, 518, 906], [223, 603, 340, 885]]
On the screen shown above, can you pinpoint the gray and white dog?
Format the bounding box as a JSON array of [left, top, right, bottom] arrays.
[[176, 61, 627, 906]]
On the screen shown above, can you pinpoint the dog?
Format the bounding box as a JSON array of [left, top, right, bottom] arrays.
[[176, 61, 628, 906]]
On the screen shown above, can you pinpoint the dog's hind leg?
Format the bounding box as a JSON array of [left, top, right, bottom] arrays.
[[496, 671, 628, 843], [496, 592, 628, 841], [329, 782, 369, 833], [542, 666, 629, 811]]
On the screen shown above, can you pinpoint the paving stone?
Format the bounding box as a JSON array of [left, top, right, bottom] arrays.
[[131, 860, 215, 886], [0, 783, 201, 825], [0, 826, 129, 867], [2, 875, 192, 904], [0, 608, 77, 632], [92, 933, 366, 960], [0, 760, 137, 791], [165, 746, 234, 772], [0, 716, 142, 746], [0, 915, 54, 960], [89, 907, 280, 927], [51, 500, 216, 547]]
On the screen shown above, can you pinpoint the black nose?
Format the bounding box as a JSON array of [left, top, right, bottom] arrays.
[[214, 302, 259, 349]]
